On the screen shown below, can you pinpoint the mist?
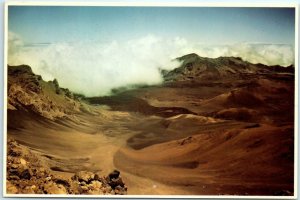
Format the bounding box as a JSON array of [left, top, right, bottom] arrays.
[[8, 32, 294, 97]]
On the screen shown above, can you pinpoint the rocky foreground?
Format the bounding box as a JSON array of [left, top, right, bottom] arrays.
[[6, 140, 127, 195]]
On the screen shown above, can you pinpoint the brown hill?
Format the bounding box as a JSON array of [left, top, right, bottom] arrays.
[[162, 53, 294, 82], [6, 58, 295, 196], [7, 65, 83, 120]]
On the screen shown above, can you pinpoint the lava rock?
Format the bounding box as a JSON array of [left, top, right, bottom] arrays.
[[108, 170, 120, 180], [73, 171, 95, 183], [114, 185, 127, 195], [43, 182, 67, 194], [6, 181, 18, 194], [20, 169, 32, 180]]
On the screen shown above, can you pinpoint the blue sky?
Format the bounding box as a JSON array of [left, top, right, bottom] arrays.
[[8, 6, 295, 45]]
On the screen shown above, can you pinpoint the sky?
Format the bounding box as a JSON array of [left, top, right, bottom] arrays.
[[8, 6, 296, 96], [9, 6, 295, 44]]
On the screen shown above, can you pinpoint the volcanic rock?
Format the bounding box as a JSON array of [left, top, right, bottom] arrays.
[[6, 139, 127, 195]]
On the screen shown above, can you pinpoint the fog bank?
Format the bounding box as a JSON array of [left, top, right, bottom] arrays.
[[8, 32, 294, 96]]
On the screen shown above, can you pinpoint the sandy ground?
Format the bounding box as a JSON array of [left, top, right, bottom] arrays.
[[8, 103, 294, 195], [7, 69, 295, 195], [8, 106, 191, 195]]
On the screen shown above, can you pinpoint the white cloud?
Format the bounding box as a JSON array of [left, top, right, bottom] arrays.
[[8, 31, 24, 63], [8, 32, 294, 97], [187, 43, 294, 67]]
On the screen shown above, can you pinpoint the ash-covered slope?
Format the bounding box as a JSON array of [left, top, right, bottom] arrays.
[[6, 58, 295, 195], [162, 53, 294, 82], [6, 65, 129, 195], [7, 65, 82, 120]]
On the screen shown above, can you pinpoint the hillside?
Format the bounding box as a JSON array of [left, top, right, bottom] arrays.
[[7, 65, 83, 120], [6, 65, 128, 195], [6, 55, 295, 195], [162, 53, 294, 82]]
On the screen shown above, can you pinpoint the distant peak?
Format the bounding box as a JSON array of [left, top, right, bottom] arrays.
[[177, 53, 199, 61]]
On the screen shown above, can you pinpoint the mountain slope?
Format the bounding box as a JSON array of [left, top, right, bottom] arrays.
[[6, 56, 295, 196], [7, 65, 82, 120], [162, 53, 294, 82]]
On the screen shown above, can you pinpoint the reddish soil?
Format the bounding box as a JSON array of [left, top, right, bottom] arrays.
[[6, 63, 295, 196]]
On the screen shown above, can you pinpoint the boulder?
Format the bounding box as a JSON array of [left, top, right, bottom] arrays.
[[43, 182, 67, 194], [6, 181, 18, 194], [73, 171, 95, 183], [19, 169, 32, 180], [108, 170, 120, 180]]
